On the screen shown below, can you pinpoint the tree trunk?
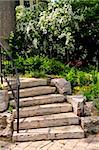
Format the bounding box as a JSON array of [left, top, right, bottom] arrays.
[[0, 1, 15, 43]]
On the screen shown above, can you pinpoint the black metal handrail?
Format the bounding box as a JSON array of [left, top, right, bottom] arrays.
[[0, 42, 20, 133]]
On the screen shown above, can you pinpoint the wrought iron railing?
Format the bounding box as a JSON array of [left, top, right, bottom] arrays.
[[0, 42, 20, 133]]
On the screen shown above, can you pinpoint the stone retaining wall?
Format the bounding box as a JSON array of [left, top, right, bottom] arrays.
[[0, 112, 13, 141]]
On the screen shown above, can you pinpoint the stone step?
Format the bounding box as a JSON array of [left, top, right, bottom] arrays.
[[9, 86, 56, 99], [20, 78, 48, 89], [7, 78, 48, 90], [12, 125, 84, 142], [10, 94, 65, 107], [14, 112, 79, 130], [13, 103, 72, 118]]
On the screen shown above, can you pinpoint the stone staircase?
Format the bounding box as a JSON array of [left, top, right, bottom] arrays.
[[9, 78, 84, 142]]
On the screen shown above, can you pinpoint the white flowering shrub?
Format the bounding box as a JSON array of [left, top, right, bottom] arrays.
[[15, 2, 47, 57], [13, 0, 99, 64], [38, 2, 76, 60]]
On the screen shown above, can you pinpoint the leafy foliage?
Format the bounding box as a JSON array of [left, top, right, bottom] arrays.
[[83, 84, 99, 101], [14, 55, 65, 76], [68, 0, 99, 63], [14, 2, 48, 57], [39, 2, 75, 60], [11, 55, 98, 88], [13, 0, 99, 64]]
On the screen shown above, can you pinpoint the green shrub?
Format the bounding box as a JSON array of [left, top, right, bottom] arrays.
[[3, 60, 12, 74], [65, 68, 77, 86], [64, 67, 98, 87], [24, 56, 43, 72], [4, 55, 98, 89], [82, 84, 99, 101], [41, 57, 65, 75], [14, 56, 25, 73], [13, 56, 98, 88], [14, 55, 65, 76], [12, 0, 99, 64], [76, 71, 93, 86], [14, 2, 48, 57]]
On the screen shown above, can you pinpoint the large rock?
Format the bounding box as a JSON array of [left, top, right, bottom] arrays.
[[51, 78, 71, 95], [0, 112, 13, 141], [81, 116, 99, 136], [0, 90, 9, 112], [84, 102, 98, 116], [67, 95, 86, 117], [0, 115, 7, 130]]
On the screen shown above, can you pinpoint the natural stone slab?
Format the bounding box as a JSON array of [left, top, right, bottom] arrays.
[[13, 103, 72, 118], [14, 112, 79, 130], [81, 116, 99, 136], [20, 78, 48, 89], [0, 90, 8, 112], [7, 78, 48, 90], [9, 86, 56, 99], [0, 112, 14, 141], [12, 125, 84, 142], [84, 102, 98, 116], [10, 94, 65, 107], [67, 95, 86, 117], [51, 78, 71, 95]]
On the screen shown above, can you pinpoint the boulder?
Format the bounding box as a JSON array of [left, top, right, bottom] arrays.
[[0, 115, 7, 130], [0, 90, 9, 112], [51, 78, 71, 95], [84, 102, 98, 116], [0, 112, 13, 141], [81, 116, 99, 136], [67, 95, 86, 116]]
